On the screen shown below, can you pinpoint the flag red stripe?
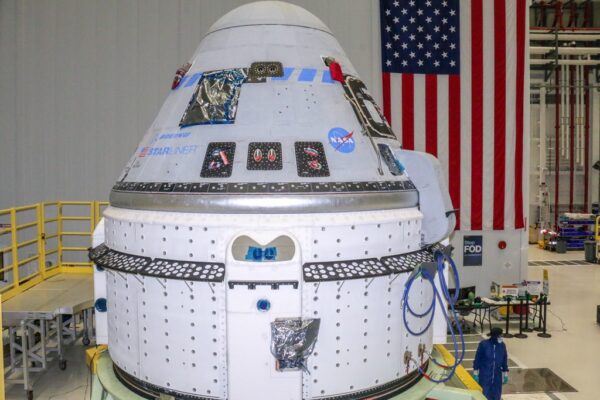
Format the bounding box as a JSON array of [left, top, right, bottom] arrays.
[[471, 0, 484, 230], [382, 72, 392, 125], [401, 74, 415, 150], [515, 0, 526, 228], [493, 0, 506, 230], [449, 75, 461, 230], [425, 75, 438, 156]]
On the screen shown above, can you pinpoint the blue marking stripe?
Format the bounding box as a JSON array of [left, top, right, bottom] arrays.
[[183, 72, 202, 88], [321, 70, 334, 84], [271, 67, 294, 81], [270, 68, 335, 84], [176, 70, 338, 88], [176, 68, 335, 87], [298, 68, 317, 82], [176, 76, 189, 89]]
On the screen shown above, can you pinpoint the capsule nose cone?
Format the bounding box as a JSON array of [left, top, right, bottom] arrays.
[[207, 1, 332, 35]]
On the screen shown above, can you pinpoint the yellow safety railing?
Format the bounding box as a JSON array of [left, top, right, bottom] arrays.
[[0, 201, 108, 302], [435, 344, 482, 392], [0, 295, 3, 400]]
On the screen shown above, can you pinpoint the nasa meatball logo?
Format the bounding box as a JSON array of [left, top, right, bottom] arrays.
[[328, 127, 355, 153]]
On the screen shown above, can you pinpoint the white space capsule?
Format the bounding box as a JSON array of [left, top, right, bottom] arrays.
[[91, 2, 456, 399]]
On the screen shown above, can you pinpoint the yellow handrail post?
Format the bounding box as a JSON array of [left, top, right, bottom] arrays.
[[92, 202, 97, 232], [94, 201, 107, 228], [0, 295, 4, 399], [9, 209, 19, 288], [92, 201, 102, 228], [89, 202, 94, 244], [38, 203, 47, 278], [57, 202, 63, 269]]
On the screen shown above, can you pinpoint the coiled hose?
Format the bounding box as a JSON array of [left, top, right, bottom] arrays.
[[402, 249, 465, 383]]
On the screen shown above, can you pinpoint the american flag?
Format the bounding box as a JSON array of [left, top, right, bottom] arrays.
[[380, 0, 528, 231]]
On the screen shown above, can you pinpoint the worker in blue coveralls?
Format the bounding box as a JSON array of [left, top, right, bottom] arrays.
[[473, 327, 509, 400]]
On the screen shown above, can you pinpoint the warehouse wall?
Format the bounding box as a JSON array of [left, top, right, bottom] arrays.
[[0, 0, 382, 208], [528, 75, 600, 229]]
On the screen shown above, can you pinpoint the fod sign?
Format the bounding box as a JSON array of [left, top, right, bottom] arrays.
[[463, 236, 483, 266]]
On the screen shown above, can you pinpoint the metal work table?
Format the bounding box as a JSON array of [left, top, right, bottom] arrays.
[[453, 302, 492, 333], [3, 273, 94, 400]]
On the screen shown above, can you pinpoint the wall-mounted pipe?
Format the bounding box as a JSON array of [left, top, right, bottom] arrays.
[[575, 60, 584, 166], [581, 61, 584, 166], [569, 63, 575, 212], [530, 59, 600, 66], [584, 65, 590, 211], [555, 66, 561, 228], [583, 0, 592, 28], [531, 27, 600, 33], [539, 86, 548, 226], [553, 0, 564, 29], [567, 0, 577, 28], [530, 47, 600, 55], [576, 60, 581, 166], [537, 0, 548, 27], [562, 57, 568, 158], [530, 33, 600, 41], [531, 84, 600, 89]]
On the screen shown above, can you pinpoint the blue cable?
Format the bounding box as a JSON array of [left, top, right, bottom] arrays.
[[401, 248, 466, 383], [402, 270, 437, 336], [437, 250, 466, 366]]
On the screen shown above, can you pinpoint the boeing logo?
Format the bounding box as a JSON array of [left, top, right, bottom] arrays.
[[138, 144, 198, 157]]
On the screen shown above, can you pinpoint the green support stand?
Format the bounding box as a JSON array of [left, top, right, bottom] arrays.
[[90, 350, 486, 400]]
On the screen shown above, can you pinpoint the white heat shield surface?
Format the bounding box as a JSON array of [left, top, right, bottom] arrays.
[[98, 206, 443, 399]]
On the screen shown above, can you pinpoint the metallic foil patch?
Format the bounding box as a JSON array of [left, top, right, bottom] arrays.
[[180, 68, 246, 126], [270, 318, 320, 371]]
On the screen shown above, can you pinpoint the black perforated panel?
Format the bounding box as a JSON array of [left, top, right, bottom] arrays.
[[89, 244, 225, 283], [200, 142, 236, 178], [294, 142, 330, 177], [145, 259, 225, 281], [88, 244, 110, 261], [302, 246, 444, 282], [247, 142, 283, 170], [303, 259, 389, 282], [94, 249, 151, 274], [380, 245, 443, 274]]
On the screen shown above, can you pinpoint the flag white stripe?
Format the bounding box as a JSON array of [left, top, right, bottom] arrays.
[[504, 2, 517, 230], [413, 74, 426, 152], [390, 73, 403, 138], [481, 1, 496, 230], [459, 2, 472, 230], [437, 75, 450, 183]]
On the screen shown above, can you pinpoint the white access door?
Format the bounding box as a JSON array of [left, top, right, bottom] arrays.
[[225, 234, 303, 400]]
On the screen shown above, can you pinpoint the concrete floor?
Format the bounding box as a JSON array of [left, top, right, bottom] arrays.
[[5, 343, 90, 399], [4, 245, 599, 399], [501, 245, 600, 400]]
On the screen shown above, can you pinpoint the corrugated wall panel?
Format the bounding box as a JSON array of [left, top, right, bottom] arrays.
[[0, 0, 381, 208], [0, 0, 18, 206]]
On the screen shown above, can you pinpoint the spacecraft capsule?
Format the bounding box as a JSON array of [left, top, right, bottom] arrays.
[[91, 2, 456, 399]]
